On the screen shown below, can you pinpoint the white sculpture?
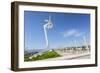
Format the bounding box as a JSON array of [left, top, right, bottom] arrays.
[[43, 15, 53, 49]]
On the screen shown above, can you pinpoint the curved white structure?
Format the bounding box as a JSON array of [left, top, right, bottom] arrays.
[[43, 15, 53, 49]]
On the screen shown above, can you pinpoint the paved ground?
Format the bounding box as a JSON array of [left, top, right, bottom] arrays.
[[74, 54, 90, 59], [29, 49, 90, 61], [42, 51, 90, 61]]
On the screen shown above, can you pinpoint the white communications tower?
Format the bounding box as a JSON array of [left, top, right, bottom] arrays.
[[43, 15, 53, 49]]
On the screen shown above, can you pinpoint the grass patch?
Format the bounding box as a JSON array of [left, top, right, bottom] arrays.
[[24, 50, 60, 62]]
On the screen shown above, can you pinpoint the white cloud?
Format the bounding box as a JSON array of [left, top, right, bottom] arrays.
[[74, 32, 83, 37], [61, 29, 84, 37]]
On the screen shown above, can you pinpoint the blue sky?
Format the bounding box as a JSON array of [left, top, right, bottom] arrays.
[[24, 11, 90, 50]]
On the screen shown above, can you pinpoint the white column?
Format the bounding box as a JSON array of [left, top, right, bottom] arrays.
[[44, 25, 49, 49]]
